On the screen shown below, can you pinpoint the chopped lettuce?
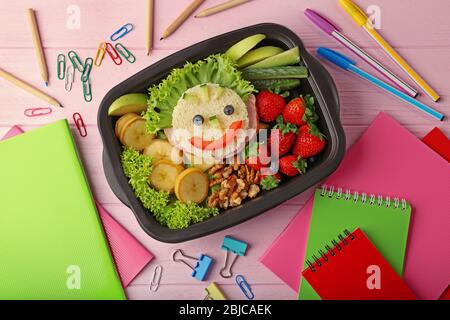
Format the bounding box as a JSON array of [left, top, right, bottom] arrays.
[[121, 148, 219, 229], [144, 54, 256, 133]]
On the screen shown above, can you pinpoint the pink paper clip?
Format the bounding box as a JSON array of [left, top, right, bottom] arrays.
[[73, 112, 87, 137], [105, 42, 123, 65], [24, 107, 52, 117]]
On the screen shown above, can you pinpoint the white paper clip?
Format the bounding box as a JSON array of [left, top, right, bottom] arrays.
[[150, 264, 162, 292]]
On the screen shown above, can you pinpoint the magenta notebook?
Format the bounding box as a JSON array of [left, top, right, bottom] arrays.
[[2, 126, 154, 288], [259, 113, 450, 300]]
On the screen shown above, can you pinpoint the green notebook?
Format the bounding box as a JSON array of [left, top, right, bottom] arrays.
[[0, 120, 125, 300], [299, 186, 411, 300]]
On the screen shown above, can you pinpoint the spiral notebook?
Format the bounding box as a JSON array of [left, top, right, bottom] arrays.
[[299, 186, 412, 300], [302, 228, 417, 300]]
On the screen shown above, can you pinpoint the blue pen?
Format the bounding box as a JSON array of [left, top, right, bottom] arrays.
[[317, 47, 444, 121]]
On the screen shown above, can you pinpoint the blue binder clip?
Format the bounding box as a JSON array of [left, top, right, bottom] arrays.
[[172, 249, 213, 281], [220, 236, 248, 278]]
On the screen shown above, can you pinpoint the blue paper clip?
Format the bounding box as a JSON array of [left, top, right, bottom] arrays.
[[236, 275, 254, 300], [110, 23, 133, 41], [220, 236, 248, 278], [172, 249, 213, 281]]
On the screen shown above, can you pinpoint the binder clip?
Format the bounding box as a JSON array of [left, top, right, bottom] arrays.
[[220, 236, 248, 278], [204, 282, 227, 300], [236, 275, 254, 300], [172, 249, 213, 281]]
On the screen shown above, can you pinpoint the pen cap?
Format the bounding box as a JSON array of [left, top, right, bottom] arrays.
[[317, 47, 356, 70], [339, 0, 368, 26], [304, 9, 341, 35]]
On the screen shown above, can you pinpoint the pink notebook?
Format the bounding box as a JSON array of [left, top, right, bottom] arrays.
[[260, 113, 450, 300], [2, 125, 154, 288]]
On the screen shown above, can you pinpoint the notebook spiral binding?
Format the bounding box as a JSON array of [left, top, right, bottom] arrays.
[[306, 229, 356, 273], [319, 185, 408, 211]]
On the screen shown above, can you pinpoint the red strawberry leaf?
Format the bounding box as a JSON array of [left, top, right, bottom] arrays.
[[275, 116, 298, 135], [260, 175, 281, 191]]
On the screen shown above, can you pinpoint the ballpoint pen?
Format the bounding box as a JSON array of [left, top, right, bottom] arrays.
[[339, 0, 440, 102], [304, 8, 418, 98], [317, 47, 444, 121]]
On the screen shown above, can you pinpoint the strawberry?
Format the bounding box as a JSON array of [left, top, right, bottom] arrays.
[[245, 142, 270, 171], [293, 124, 326, 158], [260, 174, 282, 191], [269, 116, 298, 156], [279, 155, 308, 177], [256, 91, 286, 123], [282, 95, 318, 126]]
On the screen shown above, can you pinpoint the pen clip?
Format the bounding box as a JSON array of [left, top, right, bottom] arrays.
[[317, 47, 356, 70], [304, 9, 341, 35], [339, 0, 369, 26]]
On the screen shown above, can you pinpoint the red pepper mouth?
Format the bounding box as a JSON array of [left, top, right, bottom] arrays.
[[190, 120, 244, 151]]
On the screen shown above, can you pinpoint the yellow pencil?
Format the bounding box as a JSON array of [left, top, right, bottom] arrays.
[[339, 0, 440, 102], [0, 67, 63, 108], [161, 0, 206, 39], [26, 8, 49, 87], [146, 0, 154, 55], [196, 0, 251, 18]]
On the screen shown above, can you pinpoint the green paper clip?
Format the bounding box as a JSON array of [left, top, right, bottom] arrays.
[[114, 43, 136, 63], [68, 50, 84, 72], [81, 57, 93, 82], [82, 79, 92, 102], [57, 54, 66, 80]]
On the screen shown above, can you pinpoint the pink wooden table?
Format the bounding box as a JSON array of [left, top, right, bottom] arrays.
[[0, 0, 448, 300]]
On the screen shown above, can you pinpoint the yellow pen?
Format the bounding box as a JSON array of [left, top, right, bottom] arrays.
[[339, 0, 440, 102]]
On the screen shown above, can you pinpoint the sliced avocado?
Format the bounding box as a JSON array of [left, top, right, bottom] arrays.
[[209, 116, 222, 130], [237, 46, 284, 69], [183, 92, 199, 104], [198, 84, 210, 102], [247, 47, 300, 69]]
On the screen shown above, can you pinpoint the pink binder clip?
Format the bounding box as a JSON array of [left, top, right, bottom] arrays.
[[73, 112, 87, 137], [24, 107, 52, 117]]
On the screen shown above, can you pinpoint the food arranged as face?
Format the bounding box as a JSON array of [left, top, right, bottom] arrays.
[[170, 83, 250, 159]]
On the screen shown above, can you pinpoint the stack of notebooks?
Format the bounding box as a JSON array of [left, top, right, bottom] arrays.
[[260, 113, 450, 300]]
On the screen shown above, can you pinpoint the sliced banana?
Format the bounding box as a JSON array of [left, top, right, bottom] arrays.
[[115, 113, 139, 138], [120, 118, 154, 151], [184, 153, 216, 172], [143, 139, 183, 164], [175, 168, 209, 204], [149, 160, 184, 193]]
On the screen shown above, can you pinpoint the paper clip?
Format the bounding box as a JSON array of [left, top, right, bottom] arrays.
[[115, 43, 136, 63], [236, 275, 254, 300], [172, 249, 213, 281], [204, 282, 227, 300], [82, 79, 92, 102], [57, 54, 66, 80], [65, 65, 75, 92], [110, 23, 133, 42], [73, 112, 87, 137], [94, 42, 106, 67], [24, 107, 52, 117], [220, 236, 248, 278], [68, 50, 84, 72], [150, 264, 162, 292], [81, 57, 93, 82], [105, 42, 123, 65]]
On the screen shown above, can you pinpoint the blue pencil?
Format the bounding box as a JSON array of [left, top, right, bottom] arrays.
[[317, 47, 444, 121]]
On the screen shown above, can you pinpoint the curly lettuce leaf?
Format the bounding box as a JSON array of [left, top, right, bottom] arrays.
[[121, 148, 219, 229], [144, 54, 256, 133]]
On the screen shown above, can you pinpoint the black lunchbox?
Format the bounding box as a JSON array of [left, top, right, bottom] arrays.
[[98, 23, 346, 243]]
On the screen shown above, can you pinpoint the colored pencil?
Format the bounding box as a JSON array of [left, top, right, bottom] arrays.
[[0, 67, 63, 108], [161, 0, 205, 39], [195, 0, 250, 18], [146, 0, 154, 55], [26, 8, 49, 87]]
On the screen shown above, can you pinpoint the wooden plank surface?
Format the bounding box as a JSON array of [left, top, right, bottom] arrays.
[[0, 0, 448, 300]]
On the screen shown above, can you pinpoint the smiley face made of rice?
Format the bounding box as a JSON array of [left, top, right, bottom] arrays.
[[168, 84, 256, 160]]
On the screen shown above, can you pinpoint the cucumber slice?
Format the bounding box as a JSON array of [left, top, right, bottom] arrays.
[[198, 84, 210, 102], [252, 79, 301, 92], [237, 46, 284, 69], [246, 47, 300, 68], [242, 66, 308, 80], [209, 116, 222, 130], [225, 34, 266, 61], [183, 92, 199, 104]]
